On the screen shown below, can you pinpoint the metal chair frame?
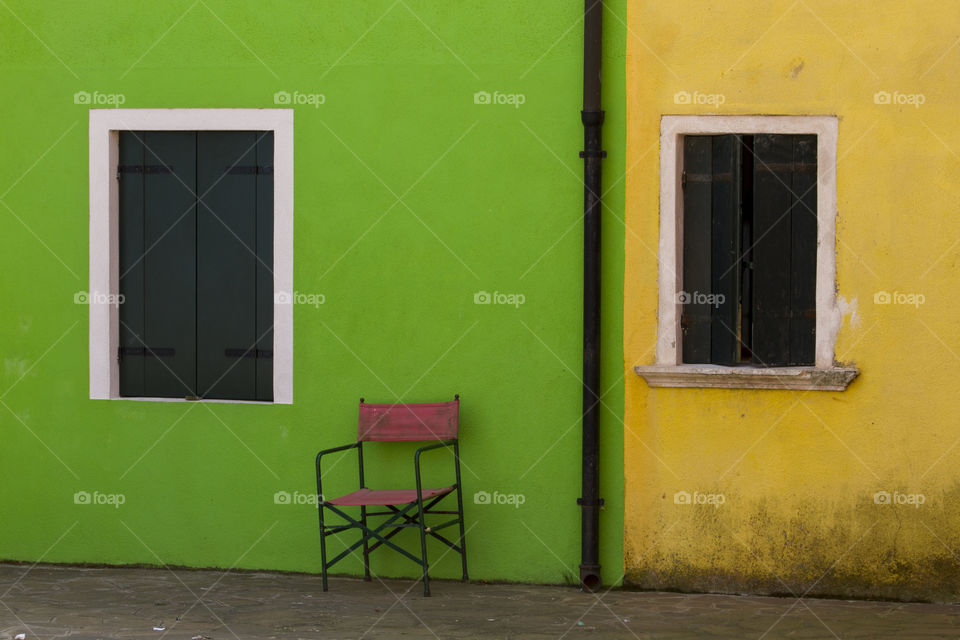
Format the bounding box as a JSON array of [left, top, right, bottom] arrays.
[[315, 396, 467, 596]]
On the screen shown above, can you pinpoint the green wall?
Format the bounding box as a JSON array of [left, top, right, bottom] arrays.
[[0, 0, 626, 586]]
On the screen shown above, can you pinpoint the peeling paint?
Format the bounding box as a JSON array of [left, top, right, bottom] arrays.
[[838, 295, 859, 329], [4, 359, 29, 381], [625, 488, 960, 602], [787, 57, 805, 79], [625, 0, 960, 603]]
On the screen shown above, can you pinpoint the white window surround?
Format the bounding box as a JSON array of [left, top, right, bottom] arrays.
[[88, 108, 294, 404], [635, 115, 858, 391]]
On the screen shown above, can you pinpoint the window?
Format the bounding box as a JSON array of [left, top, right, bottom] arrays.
[[88, 109, 293, 403], [680, 133, 816, 366], [118, 131, 274, 401], [635, 115, 857, 391]]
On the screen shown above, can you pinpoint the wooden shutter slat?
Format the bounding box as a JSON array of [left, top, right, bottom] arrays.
[[751, 134, 793, 366], [142, 131, 198, 397], [681, 135, 742, 365], [681, 136, 713, 364], [118, 132, 146, 397], [789, 135, 817, 365], [709, 135, 741, 365], [196, 132, 259, 400], [255, 132, 274, 402]]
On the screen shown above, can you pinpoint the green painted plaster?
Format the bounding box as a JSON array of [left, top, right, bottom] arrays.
[[0, 0, 626, 585]]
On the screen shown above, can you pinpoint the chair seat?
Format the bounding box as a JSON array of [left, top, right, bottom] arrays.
[[326, 487, 455, 506]]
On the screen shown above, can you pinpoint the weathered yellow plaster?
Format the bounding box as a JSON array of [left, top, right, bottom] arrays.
[[625, 0, 960, 601]]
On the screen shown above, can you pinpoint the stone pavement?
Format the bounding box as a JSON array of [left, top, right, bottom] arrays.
[[1, 564, 959, 639]]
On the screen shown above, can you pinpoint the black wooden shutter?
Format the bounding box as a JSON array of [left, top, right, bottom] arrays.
[[118, 132, 145, 396], [751, 134, 817, 366], [118, 132, 198, 398], [119, 131, 272, 401], [255, 133, 274, 401], [681, 135, 741, 365], [196, 132, 274, 401]]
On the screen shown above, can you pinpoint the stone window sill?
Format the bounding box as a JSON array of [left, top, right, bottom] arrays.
[[634, 364, 859, 391]]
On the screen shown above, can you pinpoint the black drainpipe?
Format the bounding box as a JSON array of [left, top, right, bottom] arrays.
[[578, 0, 604, 592]]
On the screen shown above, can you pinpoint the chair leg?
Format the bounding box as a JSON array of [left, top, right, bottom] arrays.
[[318, 504, 329, 592], [361, 505, 371, 581], [456, 486, 469, 581], [416, 499, 431, 597]]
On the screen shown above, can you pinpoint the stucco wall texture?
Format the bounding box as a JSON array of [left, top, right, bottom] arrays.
[[624, 0, 960, 601], [0, 1, 627, 586]]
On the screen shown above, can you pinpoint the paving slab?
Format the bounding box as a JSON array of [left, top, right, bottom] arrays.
[[1, 564, 959, 639]]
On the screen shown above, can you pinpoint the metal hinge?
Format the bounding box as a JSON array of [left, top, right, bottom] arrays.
[[117, 346, 175, 362], [755, 162, 817, 174], [224, 348, 273, 359], [683, 171, 732, 186], [577, 497, 605, 507], [116, 165, 174, 180], [225, 165, 273, 175]]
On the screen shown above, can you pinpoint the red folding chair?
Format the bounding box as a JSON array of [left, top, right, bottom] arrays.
[[315, 396, 468, 596]]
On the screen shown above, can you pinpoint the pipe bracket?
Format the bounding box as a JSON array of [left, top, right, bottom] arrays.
[[581, 110, 606, 125], [577, 497, 605, 507]]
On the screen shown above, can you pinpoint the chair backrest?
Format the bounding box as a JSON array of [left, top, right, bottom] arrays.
[[358, 398, 459, 442]]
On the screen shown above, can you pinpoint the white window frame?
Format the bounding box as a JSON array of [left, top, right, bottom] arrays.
[[88, 109, 294, 403], [635, 115, 857, 391]]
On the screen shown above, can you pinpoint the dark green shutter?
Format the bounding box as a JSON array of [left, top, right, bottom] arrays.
[[118, 132, 197, 397], [709, 135, 741, 364], [788, 136, 817, 364], [255, 133, 274, 401], [196, 132, 273, 401], [119, 132, 145, 396], [751, 134, 817, 366], [119, 131, 272, 401], [681, 135, 741, 365], [681, 136, 712, 364]]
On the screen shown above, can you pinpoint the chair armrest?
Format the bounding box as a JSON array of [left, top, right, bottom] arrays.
[[413, 440, 457, 497], [413, 440, 456, 464], [316, 442, 362, 502], [316, 441, 360, 462]]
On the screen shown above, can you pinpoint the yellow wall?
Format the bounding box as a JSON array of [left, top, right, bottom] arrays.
[[624, 0, 960, 601]]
